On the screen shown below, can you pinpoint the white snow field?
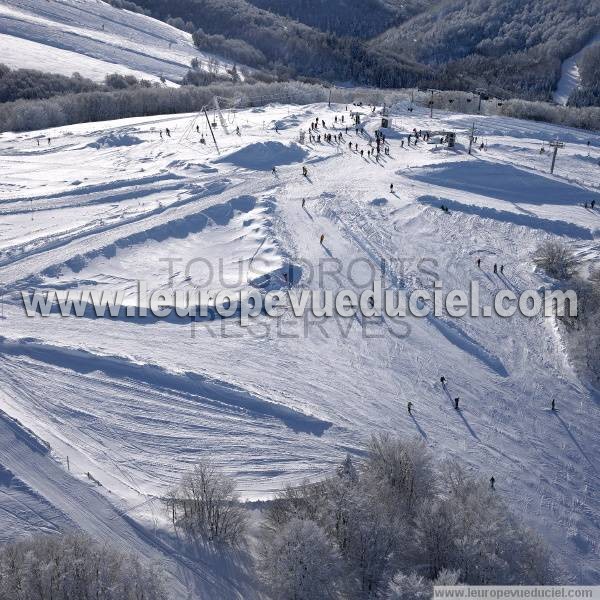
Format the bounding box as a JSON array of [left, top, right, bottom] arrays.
[[0, 0, 234, 83], [1, 102, 600, 595], [553, 32, 600, 105]]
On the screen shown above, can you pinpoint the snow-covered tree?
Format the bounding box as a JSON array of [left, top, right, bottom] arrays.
[[433, 569, 461, 586], [386, 572, 431, 600], [0, 533, 168, 600], [336, 453, 359, 484], [366, 434, 435, 515], [165, 460, 247, 545], [386, 568, 460, 599], [261, 439, 555, 597], [259, 518, 342, 600], [340, 495, 401, 595]]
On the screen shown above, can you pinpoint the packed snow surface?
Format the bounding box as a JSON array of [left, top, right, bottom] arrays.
[[0, 102, 599, 596], [0, 0, 234, 83]]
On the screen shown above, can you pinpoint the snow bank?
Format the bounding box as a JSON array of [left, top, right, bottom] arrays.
[[87, 132, 144, 149], [215, 141, 308, 170]]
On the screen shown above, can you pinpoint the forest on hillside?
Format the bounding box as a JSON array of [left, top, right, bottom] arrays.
[[107, 0, 600, 103]]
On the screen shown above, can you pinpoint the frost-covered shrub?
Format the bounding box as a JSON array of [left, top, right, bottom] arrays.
[[259, 518, 342, 600], [366, 434, 435, 514], [534, 240, 581, 280], [0, 533, 169, 600]]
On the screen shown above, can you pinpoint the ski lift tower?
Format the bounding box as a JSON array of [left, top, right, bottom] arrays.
[[549, 140, 564, 174], [475, 88, 490, 113]]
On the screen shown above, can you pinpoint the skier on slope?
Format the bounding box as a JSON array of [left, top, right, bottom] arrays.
[[493, 264, 498, 274], [407, 402, 413, 415], [454, 397, 460, 410], [390, 184, 394, 193], [320, 234, 325, 245], [490, 476, 495, 490], [477, 258, 481, 268], [440, 376, 446, 386], [302, 166, 308, 177], [165, 128, 171, 137]]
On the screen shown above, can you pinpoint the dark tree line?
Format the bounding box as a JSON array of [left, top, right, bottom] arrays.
[[0, 65, 99, 103], [2, 80, 599, 134], [0, 65, 159, 104]]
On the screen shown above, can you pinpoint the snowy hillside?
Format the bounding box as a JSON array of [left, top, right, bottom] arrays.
[[0, 102, 599, 595], [553, 33, 600, 105], [0, 0, 234, 84]]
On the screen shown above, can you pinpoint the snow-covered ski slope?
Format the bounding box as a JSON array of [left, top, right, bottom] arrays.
[[0, 103, 599, 594], [0, 0, 234, 83], [553, 32, 600, 105]]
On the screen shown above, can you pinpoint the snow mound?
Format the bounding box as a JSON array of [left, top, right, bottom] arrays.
[[88, 133, 143, 149], [215, 141, 308, 170], [274, 116, 302, 130]]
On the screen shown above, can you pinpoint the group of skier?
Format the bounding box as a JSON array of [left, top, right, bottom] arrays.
[[408, 376, 515, 490], [474, 257, 506, 275]]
